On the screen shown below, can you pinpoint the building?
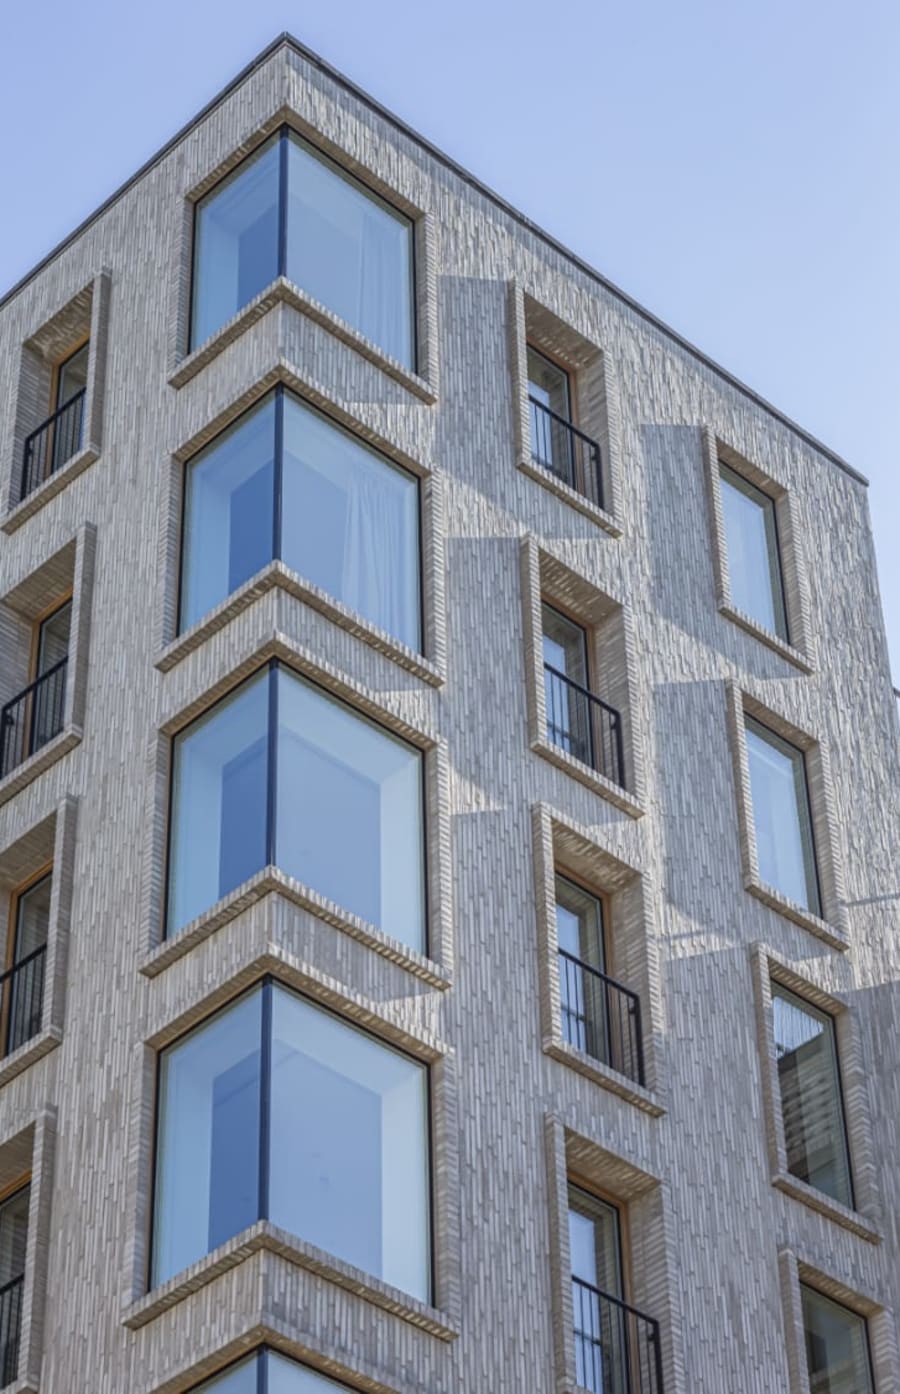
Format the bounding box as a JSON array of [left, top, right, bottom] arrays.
[[0, 31, 897, 1394]]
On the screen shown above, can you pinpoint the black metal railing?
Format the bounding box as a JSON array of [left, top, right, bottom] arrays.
[[543, 663, 625, 788], [20, 387, 86, 500], [0, 657, 68, 780], [559, 949, 645, 1086], [1, 945, 47, 1059], [529, 396, 603, 509], [0, 1273, 23, 1387], [572, 1276, 664, 1394]]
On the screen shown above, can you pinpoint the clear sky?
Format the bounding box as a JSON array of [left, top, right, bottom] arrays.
[[1, 0, 897, 677]]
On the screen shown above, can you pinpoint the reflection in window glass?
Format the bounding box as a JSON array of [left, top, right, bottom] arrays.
[[745, 718, 820, 915], [286, 133, 413, 367], [269, 987, 430, 1300], [190, 137, 281, 349], [276, 668, 425, 951], [556, 876, 607, 1060], [191, 1349, 356, 1393], [56, 343, 90, 410], [167, 671, 269, 935], [191, 1355, 257, 1394], [568, 1186, 626, 1394], [802, 1285, 874, 1394], [180, 397, 277, 631], [773, 985, 852, 1208], [281, 394, 420, 648], [719, 464, 788, 640], [152, 989, 263, 1284]]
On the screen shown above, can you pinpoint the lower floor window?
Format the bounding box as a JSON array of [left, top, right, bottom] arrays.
[[152, 980, 430, 1302], [192, 1347, 355, 1392], [802, 1284, 874, 1394], [0, 1182, 29, 1386]]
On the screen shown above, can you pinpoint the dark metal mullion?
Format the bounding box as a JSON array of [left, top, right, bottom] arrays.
[[273, 386, 284, 563], [265, 661, 279, 869], [259, 979, 272, 1223], [258, 1344, 269, 1394], [277, 129, 289, 278]]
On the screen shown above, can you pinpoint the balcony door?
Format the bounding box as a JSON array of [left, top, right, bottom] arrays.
[[556, 875, 611, 1065], [4, 873, 51, 1057], [528, 345, 573, 481], [0, 1184, 29, 1387], [30, 599, 71, 756], [569, 1186, 628, 1394], [542, 603, 591, 764]]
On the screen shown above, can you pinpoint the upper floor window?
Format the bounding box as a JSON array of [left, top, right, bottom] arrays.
[[772, 984, 852, 1209], [744, 717, 821, 916], [719, 464, 788, 641], [2, 871, 50, 1060], [541, 603, 625, 789], [0, 1182, 29, 1387], [152, 981, 430, 1302], [179, 388, 420, 649], [190, 1348, 358, 1392], [527, 345, 602, 508], [802, 1285, 874, 1394], [21, 343, 89, 501], [0, 598, 71, 782], [166, 663, 425, 951], [191, 129, 414, 367]]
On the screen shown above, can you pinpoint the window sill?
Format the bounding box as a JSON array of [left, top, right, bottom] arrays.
[[745, 877, 849, 951], [772, 1171, 881, 1244], [517, 457, 621, 537], [169, 277, 437, 402], [718, 600, 813, 673], [0, 1028, 61, 1092], [156, 561, 443, 686], [530, 737, 643, 819], [2, 447, 99, 535], [544, 1040, 664, 1116], [122, 1220, 458, 1341], [0, 728, 82, 809], [139, 867, 451, 989]]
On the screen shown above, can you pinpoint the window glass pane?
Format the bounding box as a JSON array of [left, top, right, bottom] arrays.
[[719, 465, 788, 640], [180, 396, 277, 631], [191, 137, 281, 349], [285, 134, 414, 367], [191, 1353, 259, 1393], [773, 985, 852, 1208], [568, 1187, 626, 1394], [281, 394, 420, 649], [37, 600, 71, 673], [269, 985, 430, 1301], [745, 718, 820, 915], [167, 672, 269, 935], [527, 346, 571, 417], [542, 604, 588, 686], [0, 1187, 29, 1286], [56, 344, 89, 409], [14, 875, 51, 960], [802, 1285, 874, 1394], [153, 989, 262, 1285], [275, 669, 425, 952], [556, 876, 607, 1057], [267, 1353, 354, 1393]]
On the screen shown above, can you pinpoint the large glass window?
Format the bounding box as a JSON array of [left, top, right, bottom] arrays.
[[772, 984, 853, 1208], [179, 388, 420, 650], [152, 982, 430, 1303], [191, 1348, 356, 1393], [719, 464, 788, 640], [802, 1285, 874, 1394], [745, 717, 821, 916], [190, 129, 414, 367], [166, 664, 425, 951]]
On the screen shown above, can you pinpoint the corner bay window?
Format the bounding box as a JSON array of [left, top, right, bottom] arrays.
[[772, 984, 853, 1209], [179, 387, 420, 650], [745, 717, 821, 916], [191, 1348, 357, 1393], [802, 1285, 874, 1394], [152, 981, 430, 1303], [719, 463, 788, 640], [166, 663, 425, 952], [190, 128, 415, 367]]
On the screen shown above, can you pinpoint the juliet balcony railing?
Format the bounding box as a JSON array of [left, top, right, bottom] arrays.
[[1, 945, 47, 1059], [572, 1275, 664, 1394], [543, 663, 625, 789], [529, 396, 603, 510], [21, 387, 86, 501], [0, 657, 68, 781], [0, 1273, 23, 1387], [559, 949, 645, 1087]]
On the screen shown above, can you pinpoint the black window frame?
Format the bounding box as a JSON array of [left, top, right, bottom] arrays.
[[718, 461, 790, 643]]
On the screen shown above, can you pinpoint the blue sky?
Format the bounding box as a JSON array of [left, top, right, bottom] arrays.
[[1, 0, 897, 677]]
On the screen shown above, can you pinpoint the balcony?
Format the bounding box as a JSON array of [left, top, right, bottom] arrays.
[[559, 949, 645, 1087], [1, 946, 47, 1059], [0, 1273, 23, 1386], [543, 662, 625, 788], [573, 1275, 664, 1394], [0, 658, 68, 780], [529, 396, 603, 510], [21, 388, 86, 501]]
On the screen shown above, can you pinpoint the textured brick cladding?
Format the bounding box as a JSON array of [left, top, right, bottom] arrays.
[[0, 36, 897, 1394]]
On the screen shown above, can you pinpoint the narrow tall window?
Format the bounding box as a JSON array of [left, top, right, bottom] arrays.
[[772, 985, 853, 1208], [744, 717, 821, 915], [152, 982, 430, 1303], [179, 388, 421, 649], [3, 872, 50, 1057], [801, 1285, 874, 1394], [568, 1187, 628, 1394], [541, 603, 625, 788], [719, 464, 788, 640], [528, 346, 572, 476], [0, 1183, 29, 1387], [166, 664, 425, 951], [190, 129, 414, 367], [190, 1348, 356, 1392]]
